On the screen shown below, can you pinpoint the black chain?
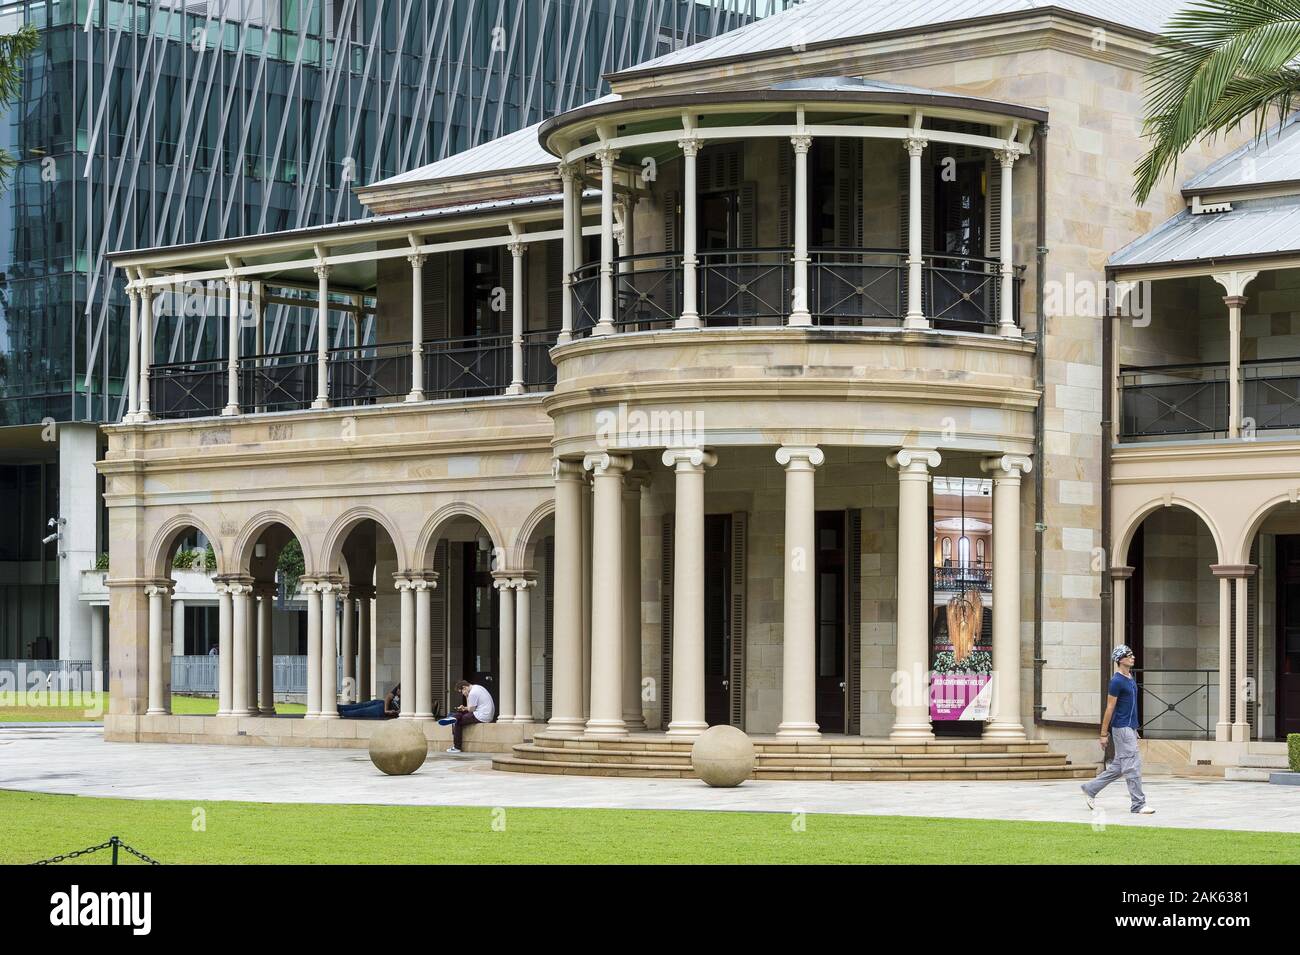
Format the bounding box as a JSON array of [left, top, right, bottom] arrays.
[[30, 836, 161, 865]]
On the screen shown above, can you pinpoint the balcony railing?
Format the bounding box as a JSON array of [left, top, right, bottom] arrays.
[[933, 564, 992, 593], [571, 247, 1022, 334], [1119, 358, 1300, 439], [148, 332, 560, 421], [1134, 667, 1215, 740]]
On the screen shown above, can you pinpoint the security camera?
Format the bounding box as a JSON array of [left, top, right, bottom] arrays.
[[42, 531, 60, 545]]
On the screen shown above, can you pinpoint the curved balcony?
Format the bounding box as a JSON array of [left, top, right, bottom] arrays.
[[570, 247, 1022, 334]]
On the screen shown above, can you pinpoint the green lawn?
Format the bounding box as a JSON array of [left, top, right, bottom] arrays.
[[2, 790, 1295, 865], [0, 693, 305, 721]]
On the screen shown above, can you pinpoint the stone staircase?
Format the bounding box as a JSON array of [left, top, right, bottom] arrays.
[[492, 732, 1097, 781], [1224, 742, 1290, 782]]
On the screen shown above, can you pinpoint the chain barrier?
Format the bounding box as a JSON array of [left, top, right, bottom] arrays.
[[29, 835, 161, 865]]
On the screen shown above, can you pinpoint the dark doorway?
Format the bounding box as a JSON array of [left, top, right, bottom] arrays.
[[704, 514, 733, 726], [1126, 524, 1145, 726], [930, 157, 990, 330], [815, 511, 848, 733], [697, 190, 739, 250], [1274, 536, 1300, 738], [458, 542, 499, 702], [461, 246, 505, 338]]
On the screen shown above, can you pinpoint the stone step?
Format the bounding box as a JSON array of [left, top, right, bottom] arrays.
[[511, 743, 694, 766], [1225, 766, 1273, 783], [529, 733, 1054, 757], [1239, 753, 1289, 769], [1246, 741, 1288, 756], [512, 742, 1068, 770]]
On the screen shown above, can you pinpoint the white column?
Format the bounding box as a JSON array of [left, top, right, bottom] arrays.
[[357, 589, 372, 703], [678, 138, 701, 329], [341, 592, 355, 703], [514, 575, 536, 723], [776, 446, 824, 737], [257, 587, 275, 715], [507, 239, 526, 394], [145, 582, 171, 715], [1213, 571, 1232, 742], [581, 473, 593, 717], [216, 581, 235, 716], [1227, 295, 1245, 438], [494, 573, 517, 722], [138, 282, 153, 420], [126, 283, 140, 420], [312, 263, 330, 409], [1110, 566, 1133, 661], [993, 148, 1020, 337], [549, 460, 587, 734], [663, 449, 717, 735], [303, 580, 322, 718], [223, 274, 241, 414], [584, 452, 631, 736], [1233, 572, 1252, 742], [91, 604, 105, 689], [789, 134, 813, 327], [407, 252, 426, 401], [414, 574, 435, 719], [621, 476, 647, 731], [396, 575, 416, 718], [888, 447, 941, 739], [903, 136, 928, 330], [558, 163, 578, 344], [231, 581, 254, 716], [593, 146, 619, 336], [171, 598, 186, 656], [253, 282, 266, 413], [319, 581, 339, 718], [981, 453, 1032, 739]]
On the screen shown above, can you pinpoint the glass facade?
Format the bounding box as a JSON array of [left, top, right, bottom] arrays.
[[0, 0, 783, 427]]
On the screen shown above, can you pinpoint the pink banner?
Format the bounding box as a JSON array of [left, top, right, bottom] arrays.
[[931, 672, 993, 721]]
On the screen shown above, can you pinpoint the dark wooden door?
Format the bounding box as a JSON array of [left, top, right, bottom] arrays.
[[704, 514, 733, 726], [459, 542, 499, 708], [815, 511, 847, 733], [1275, 536, 1300, 738]]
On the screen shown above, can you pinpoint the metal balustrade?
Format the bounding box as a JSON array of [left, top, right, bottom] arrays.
[[569, 247, 1022, 333], [1119, 363, 1230, 438], [1134, 667, 1215, 740], [933, 564, 992, 593]]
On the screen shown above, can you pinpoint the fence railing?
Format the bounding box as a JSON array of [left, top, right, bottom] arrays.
[[1134, 667, 1215, 740], [1120, 358, 1300, 439], [171, 654, 336, 695], [933, 565, 992, 593]]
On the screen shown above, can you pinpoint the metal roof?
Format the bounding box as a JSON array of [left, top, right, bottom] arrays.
[[1182, 113, 1300, 194], [365, 123, 555, 189], [611, 0, 1188, 79], [1108, 196, 1300, 269]]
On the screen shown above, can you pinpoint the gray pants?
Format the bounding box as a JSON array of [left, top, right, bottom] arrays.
[[1082, 726, 1146, 810]]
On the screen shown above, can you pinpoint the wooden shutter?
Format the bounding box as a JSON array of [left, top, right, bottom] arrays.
[[422, 252, 448, 342], [985, 155, 1002, 258], [546, 240, 563, 331], [729, 511, 747, 729], [663, 189, 680, 254], [497, 247, 513, 338], [778, 142, 792, 247], [835, 138, 862, 249], [846, 508, 862, 735], [660, 513, 674, 727], [543, 536, 554, 720], [430, 541, 448, 716], [738, 181, 757, 250]]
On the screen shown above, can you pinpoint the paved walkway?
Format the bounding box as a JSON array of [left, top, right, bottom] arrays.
[[2, 726, 1296, 833]]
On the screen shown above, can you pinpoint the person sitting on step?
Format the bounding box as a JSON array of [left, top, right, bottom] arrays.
[[439, 679, 494, 753]]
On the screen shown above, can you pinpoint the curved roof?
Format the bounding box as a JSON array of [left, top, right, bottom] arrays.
[[610, 0, 1188, 80]]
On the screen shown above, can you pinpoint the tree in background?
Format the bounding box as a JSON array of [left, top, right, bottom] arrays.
[[0, 24, 37, 193], [1135, 0, 1300, 203]]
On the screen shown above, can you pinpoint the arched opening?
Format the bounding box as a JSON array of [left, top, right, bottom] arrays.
[[515, 510, 555, 724], [1123, 505, 1221, 740], [235, 520, 310, 717], [149, 520, 222, 715], [328, 516, 401, 707], [1239, 500, 1300, 740]]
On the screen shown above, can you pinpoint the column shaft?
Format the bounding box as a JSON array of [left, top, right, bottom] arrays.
[[594, 147, 619, 335], [996, 150, 1020, 337], [982, 455, 1031, 739], [408, 253, 426, 400], [357, 594, 372, 703], [126, 286, 140, 418], [508, 241, 526, 394], [776, 446, 823, 737], [1217, 576, 1232, 742], [678, 139, 700, 328], [341, 595, 355, 702], [138, 287, 153, 418], [495, 575, 516, 722], [414, 578, 434, 719], [231, 584, 253, 715], [146, 585, 168, 715], [397, 578, 416, 718], [889, 449, 941, 739], [789, 135, 812, 326], [258, 591, 275, 715], [172, 598, 185, 656], [1233, 575, 1250, 742], [515, 578, 535, 723], [549, 461, 587, 733], [304, 583, 322, 718], [224, 275, 241, 414], [217, 585, 234, 716], [665, 450, 715, 734], [622, 480, 646, 730], [313, 264, 330, 408], [1228, 301, 1242, 438], [904, 137, 928, 329], [320, 584, 338, 718], [584, 453, 630, 735], [558, 164, 576, 344]]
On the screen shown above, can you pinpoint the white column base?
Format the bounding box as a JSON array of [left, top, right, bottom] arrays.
[[1231, 721, 1248, 742], [546, 717, 587, 736], [665, 720, 708, 737], [222, 404, 240, 416], [136, 411, 152, 423], [1215, 722, 1232, 742], [889, 722, 935, 741], [776, 722, 821, 738], [506, 383, 525, 395], [556, 331, 573, 346], [982, 721, 1027, 740], [675, 313, 700, 329], [591, 322, 615, 337], [583, 719, 628, 738], [311, 397, 329, 409], [405, 391, 425, 402], [259, 705, 277, 716], [998, 323, 1022, 339], [146, 707, 168, 716], [787, 312, 812, 328], [902, 314, 928, 330]]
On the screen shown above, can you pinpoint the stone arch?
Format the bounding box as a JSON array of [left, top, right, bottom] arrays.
[[232, 509, 316, 577], [511, 499, 555, 570], [148, 513, 225, 579], [415, 501, 505, 570], [1114, 496, 1226, 569], [318, 505, 408, 579], [1236, 493, 1300, 566]]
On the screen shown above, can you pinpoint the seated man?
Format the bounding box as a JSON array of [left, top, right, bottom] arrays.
[[439, 679, 494, 752], [337, 683, 400, 719]]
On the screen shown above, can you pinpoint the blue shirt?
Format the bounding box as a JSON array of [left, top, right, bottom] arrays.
[[1108, 672, 1139, 730]]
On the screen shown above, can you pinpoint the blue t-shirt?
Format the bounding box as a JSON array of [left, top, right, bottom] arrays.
[[1108, 672, 1138, 730]]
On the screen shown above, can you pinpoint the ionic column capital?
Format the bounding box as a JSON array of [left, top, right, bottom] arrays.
[[313, 263, 331, 281], [558, 160, 579, 182], [677, 137, 702, 158], [507, 239, 526, 259], [662, 447, 717, 471], [903, 135, 928, 157], [595, 146, 620, 167], [143, 580, 175, 598], [992, 146, 1020, 168], [553, 458, 588, 482], [980, 452, 1033, 480], [406, 252, 427, 269], [510, 574, 538, 591], [790, 133, 813, 154], [584, 451, 633, 477], [775, 445, 824, 470], [887, 447, 941, 475]]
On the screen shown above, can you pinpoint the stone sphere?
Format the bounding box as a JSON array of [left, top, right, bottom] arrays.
[[368, 719, 428, 776], [691, 725, 755, 787]]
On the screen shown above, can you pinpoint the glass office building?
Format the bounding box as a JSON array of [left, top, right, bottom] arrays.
[[0, 0, 782, 659]]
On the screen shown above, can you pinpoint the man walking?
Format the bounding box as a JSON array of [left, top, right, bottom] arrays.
[[439, 679, 495, 753], [1083, 644, 1154, 814]]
